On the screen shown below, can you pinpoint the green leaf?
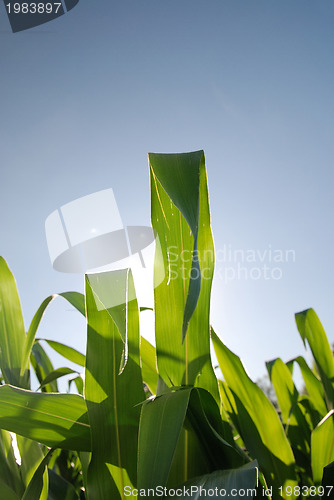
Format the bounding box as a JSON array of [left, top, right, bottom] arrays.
[[17, 435, 45, 486], [0, 429, 24, 497], [267, 358, 312, 479], [295, 309, 334, 410], [0, 385, 91, 451], [17, 436, 49, 500], [48, 468, 80, 500], [38, 339, 85, 367], [0, 479, 21, 500], [21, 295, 54, 381], [68, 375, 84, 395], [21, 291, 85, 379], [217, 379, 246, 452], [21, 448, 53, 500], [168, 461, 259, 500], [311, 410, 334, 484], [186, 387, 246, 468], [287, 356, 327, 420], [138, 387, 245, 490], [149, 151, 218, 395], [31, 342, 58, 392], [140, 336, 158, 395], [212, 329, 298, 498], [138, 388, 191, 490], [169, 387, 247, 488], [59, 291, 85, 317], [322, 460, 334, 492], [79, 451, 91, 496], [0, 257, 29, 388], [150, 151, 202, 341], [85, 269, 145, 500], [267, 359, 311, 452], [38, 367, 79, 390]]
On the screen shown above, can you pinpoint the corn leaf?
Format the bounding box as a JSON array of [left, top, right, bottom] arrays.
[[0, 385, 91, 451], [38, 339, 85, 367], [140, 336, 158, 395], [287, 356, 327, 419], [79, 451, 91, 496], [322, 460, 334, 491], [68, 375, 84, 395], [85, 269, 144, 500], [149, 151, 218, 395], [212, 329, 298, 499], [267, 359, 311, 452], [38, 367, 78, 390], [21, 291, 85, 379], [31, 342, 58, 392], [21, 295, 54, 381], [186, 386, 246, 468], [0, 479, 21, 500], [0, 257, 29, 388], [267, 358, 312, 479], [17, 436, 47, 489], [168, 385, 247, 488], [138, 387, 245, 490], [217, 380, 238, 426], [295, 309, 334, 410], [0, 429, 24, 497], [21, 448, 53, 500], [138, 388, 191, 490], [48, 468, 80, 500], [311, 410, 334, 484]]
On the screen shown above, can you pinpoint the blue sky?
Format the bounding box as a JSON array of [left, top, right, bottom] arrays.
[[1, 0, 333, 384]]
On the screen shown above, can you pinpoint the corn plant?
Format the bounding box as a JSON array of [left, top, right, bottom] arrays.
[[0, 151, 333, 499]]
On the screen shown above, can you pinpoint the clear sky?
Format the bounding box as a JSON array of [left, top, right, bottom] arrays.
[[1, 0, 333, 385]]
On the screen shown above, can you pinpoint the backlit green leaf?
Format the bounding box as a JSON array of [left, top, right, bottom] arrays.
[[48, 468, 80, 500], [150, 151, 218, 395], [85, 269, 144, 500], [212, 329, 297, 499], [287, 356, 327, 420], [0, 385, 90, 451], [21, 292, 85, 379], [38, 339, 85, 367], [311, 410, 334, 484], [0, 429, 23, 497], [138, 389, 191, 490], [140, 336, 158, 395], [138, 387, 245, 490], [0, 257, 29, 388], [295, 309, 334, 410], [267, 358, 311, 479], [0, 479, 21, 500], [38, 367, 78, 390], [31, 342, 58, 393], [21, 448, 53, 500]]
